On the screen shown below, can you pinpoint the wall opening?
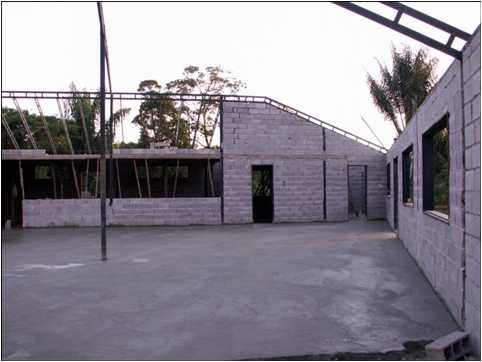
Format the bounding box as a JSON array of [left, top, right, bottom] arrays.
[[252, 165, 273, 223], [402, 145, 414, 206], [348, 165, 367, 219], [393, 157, 399, 230], [423, 114, 450, 217]]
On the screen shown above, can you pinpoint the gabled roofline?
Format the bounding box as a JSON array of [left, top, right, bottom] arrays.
[[2, 90, 388, 153]]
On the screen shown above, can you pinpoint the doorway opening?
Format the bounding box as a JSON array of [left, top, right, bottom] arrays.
[[348, 165, 367, 220], [252, 165, 273, 223]]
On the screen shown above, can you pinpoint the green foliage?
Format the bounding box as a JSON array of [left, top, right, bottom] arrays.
[[433, 128, 449, 214], [367, 46, 438, 135], [1, 107, 83, 153], [66, 83, 98, 152], [133, 83, 191, 148], [135, 65, 246, 149], [2, 68, 245, 153]]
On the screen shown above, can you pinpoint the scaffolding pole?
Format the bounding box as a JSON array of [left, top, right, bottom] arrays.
[[13, 98, 37, 149], [115, 159, 122, 198], [2, 114, 20, 149], [78, 99, 92, 154], [34, 98, 57, 154], [144, 159, 151, 198], [133, 160, 142, 198], [56, 98, 75, 154], [71, 161, 81, 199], [18, 161, 25, 200]]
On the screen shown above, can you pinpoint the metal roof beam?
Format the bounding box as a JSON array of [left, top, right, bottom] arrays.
[[333, 2, 466, 60]]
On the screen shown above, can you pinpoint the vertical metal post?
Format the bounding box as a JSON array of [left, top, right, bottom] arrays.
[[219, 96, 224, 224], [322, 127, 327, 220], [98, 2, 107, 261], [109, 97, 114, 206]]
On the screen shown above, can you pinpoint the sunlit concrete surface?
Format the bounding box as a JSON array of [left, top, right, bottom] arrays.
[[2, 221, 459, 360]]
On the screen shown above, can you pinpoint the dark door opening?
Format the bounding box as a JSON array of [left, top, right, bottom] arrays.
[[252, 165, 273, 223], [348, 165, 367, 219], [393, 157, 399, 230]]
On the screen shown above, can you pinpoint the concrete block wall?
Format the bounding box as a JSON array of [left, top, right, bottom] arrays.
[[462, 27, 481, 356], [386, 27, 480, 357], [222, 102, 326, 223], [23, 199, 100, 227], [325, 129, 387, 219], [222, 101, 386, 223], [387, 56, 465, 324], [23, 198, 221, 227], [325, 159, 348, 221]]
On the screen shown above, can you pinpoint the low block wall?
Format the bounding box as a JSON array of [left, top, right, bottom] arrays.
[[110, 198, 221, 226], [23, 198, 221, 227]]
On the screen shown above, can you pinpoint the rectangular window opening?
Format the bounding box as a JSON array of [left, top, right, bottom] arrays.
[[402, 145, 414, 205], [423, 115, 449, 217]]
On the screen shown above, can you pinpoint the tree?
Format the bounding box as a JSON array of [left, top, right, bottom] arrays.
[[133, 80, 191, 148], [1, 107, 83, 153], [66, 83, 98, 153], [166, 65, 246, 148], [367, 46, 438, 135]]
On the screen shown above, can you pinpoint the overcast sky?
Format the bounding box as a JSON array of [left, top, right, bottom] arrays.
[[2, 2, 480, 148]]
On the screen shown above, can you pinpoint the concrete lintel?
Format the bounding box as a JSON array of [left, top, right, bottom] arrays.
[[2, 148, 221, 161]]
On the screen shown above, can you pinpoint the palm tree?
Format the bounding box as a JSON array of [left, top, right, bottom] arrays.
[[367, 46, 438, 135]]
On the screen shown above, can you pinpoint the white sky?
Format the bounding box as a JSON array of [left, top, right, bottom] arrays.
[[2, 2, 480, 148]]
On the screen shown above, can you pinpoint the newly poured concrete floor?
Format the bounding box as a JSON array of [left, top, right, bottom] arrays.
[[2, 221, 458, 360]]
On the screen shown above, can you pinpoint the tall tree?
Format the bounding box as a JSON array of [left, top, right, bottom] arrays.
[[133, 80, 190, 148], [367, 46, 438, 135], [67, 83, 98, 153], [166, 66, 245, 148]]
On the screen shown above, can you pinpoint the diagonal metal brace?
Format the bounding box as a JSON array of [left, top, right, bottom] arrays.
[[333, 2, 468, 60]]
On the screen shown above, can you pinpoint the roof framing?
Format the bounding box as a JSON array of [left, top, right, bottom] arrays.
[[333, 2, 472, 60]]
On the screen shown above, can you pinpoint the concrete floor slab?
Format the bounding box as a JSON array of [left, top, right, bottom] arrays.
[[2, 221, 459, 360]]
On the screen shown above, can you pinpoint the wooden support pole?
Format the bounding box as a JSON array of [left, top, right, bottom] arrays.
[[115, 159, 122, 198], [35, 98, 57, 154], [85, 159, 90, 194], [2, 114, 20, 149], [172, 160, 180, 198], [57, 99, 75, 154], [18, 160, 25, 200], [133, 159, 142, 198], [13, 98, 38, 149], [144, 159, 151, 198], [207, 158, 215, 197], [163, 166, 168, 197], [71, 160, 81, 198], [51, 162, 57, 199], [95, 159, 99, 198], [78, 100, 92, 154]]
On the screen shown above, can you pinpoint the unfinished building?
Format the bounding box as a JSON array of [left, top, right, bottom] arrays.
[[385, 27, 481, 356], [1, 3, 480, 357], [2, 97, 386, 228]]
